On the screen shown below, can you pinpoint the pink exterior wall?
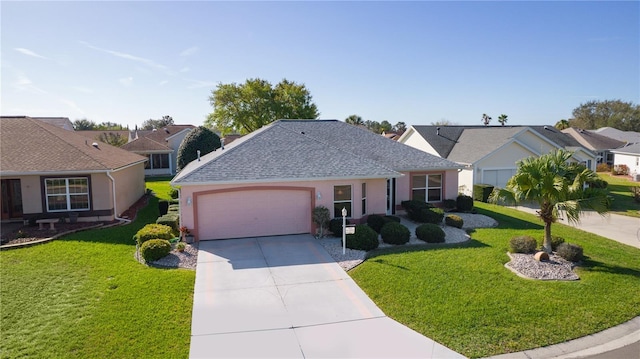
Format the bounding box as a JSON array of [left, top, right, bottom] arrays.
[[397, 169, 460, 206], [178, 178, 390, 239]]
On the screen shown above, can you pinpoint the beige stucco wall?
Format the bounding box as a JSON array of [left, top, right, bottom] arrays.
[[515, 131, 557, 154], [16, 176, 43, 214], [458, 168, 474, 195], [476, 142, 537, 170], [111, 163, 146, 216]]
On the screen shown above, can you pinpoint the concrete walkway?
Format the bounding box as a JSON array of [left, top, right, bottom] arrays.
[[190, 234, 465, 358]]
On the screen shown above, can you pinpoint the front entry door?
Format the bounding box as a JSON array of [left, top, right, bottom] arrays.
[[1, 179, 23, 220], [386, 178, 396, 215]]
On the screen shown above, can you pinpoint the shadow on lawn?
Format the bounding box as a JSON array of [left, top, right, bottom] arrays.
[[366, 239, 491, 260], [475, 205, 544, 230], [581, 258, 640, 278], [61, 196, 159, 246]]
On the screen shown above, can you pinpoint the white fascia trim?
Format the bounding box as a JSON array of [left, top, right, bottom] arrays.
[[132, 150, 173, 154], [395, 165, 465, 172], [396, 126, 416, 143], [112, 160, 148, 172], [0, 169, 109, 176], [171, 173, 404, 187], [165, 128, 193, 141]]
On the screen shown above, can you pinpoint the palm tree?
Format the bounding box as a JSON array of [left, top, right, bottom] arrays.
[[489, 149, 610, 253], [481, 113, 492, 126], [345, 114, 364, 126], [498, 114, 508, 126], [555, 119, 570, 130]]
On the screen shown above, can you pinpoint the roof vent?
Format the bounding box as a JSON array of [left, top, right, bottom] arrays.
[[92, 142, 99, 148], [301, 131, 305, 135], [152, 128, 157, 132], [197, 150, 201, 161], [164, 128, 170, 133], [437, 127, 440, 136], [220, 138, 225, 150]]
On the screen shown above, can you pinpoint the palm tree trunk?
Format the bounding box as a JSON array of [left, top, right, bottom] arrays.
[[543, 221, 553, 253]]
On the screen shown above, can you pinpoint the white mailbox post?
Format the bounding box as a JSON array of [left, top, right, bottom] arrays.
[[341, 207, 347, 255]]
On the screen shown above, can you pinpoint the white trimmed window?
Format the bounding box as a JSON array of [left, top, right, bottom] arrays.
[[334, 185, 352, 218], [45, 177, 90, 212], [412, 174, 442, 202]]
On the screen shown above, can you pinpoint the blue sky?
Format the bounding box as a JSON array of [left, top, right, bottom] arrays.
[[2, 1, 638, 129]]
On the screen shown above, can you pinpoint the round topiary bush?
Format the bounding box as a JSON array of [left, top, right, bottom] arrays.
[[556, 243, 584, 262], [456, 194, 474, 212], [133, 224, 175, 246], [415, 223, 445, 243], [329, 217, 351, 237], [366, 214, 386, 233], [140, 239, 172, 262], [346, 225, 379, 251], [384, 215, 401, 223], [445, 214, 464, 228], [380, 222, 410, 245], [509, 235, 537, 253], [419, 207, 444, 224]]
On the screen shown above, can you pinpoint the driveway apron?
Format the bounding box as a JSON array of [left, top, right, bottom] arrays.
[[190, 234, 466, 358]]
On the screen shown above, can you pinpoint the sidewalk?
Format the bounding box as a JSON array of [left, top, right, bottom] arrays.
[[486, 206, 640, 359]]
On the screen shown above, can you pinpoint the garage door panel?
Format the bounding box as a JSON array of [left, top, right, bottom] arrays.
[[483, 169, 515, 188], [197, 189, 311, 240]]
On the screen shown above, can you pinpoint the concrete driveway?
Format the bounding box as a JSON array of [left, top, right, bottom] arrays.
[[190, 234, 466, 358]]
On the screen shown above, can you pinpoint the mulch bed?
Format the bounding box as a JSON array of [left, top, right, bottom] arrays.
[[1, 194, 150, 247]]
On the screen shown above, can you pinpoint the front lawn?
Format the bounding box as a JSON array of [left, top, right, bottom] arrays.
[[350, 202, 640, 358], [598, 173, 640, 217], [1, 196, 195, 359], [145, 176, 175, 201]]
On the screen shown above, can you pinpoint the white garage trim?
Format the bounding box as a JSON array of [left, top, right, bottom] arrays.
[[192, 186, 315, 241]]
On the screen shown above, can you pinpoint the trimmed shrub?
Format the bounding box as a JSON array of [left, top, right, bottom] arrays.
[[176, 242, 186, 252], [380, 222, 410, 245], [158, 200, 169, 216], [415, 224, 445, 243], [509, 235, 537, 253], [140, 239, 172, 262], [473, 184, 495, 203], [595, 163, 610, 172], [557, 243, 584, 262], [366, 214, 386, 233], [329, 217, 351, 237], [612, 164, 629, 175], [156, 215, 179, 235], [168, 204, 180, 213], [443, 199, 457, 211], [456, 195, 474, 212], [445, 214, 464, 229], [384, 215, 401, 223], [346, 225, 379, 251], [401, 200, 433, 221], [538, 235, 565, 251], [133, 224, 174, 246], [419, 207, 444, 224], [169, 187, 179, 199]]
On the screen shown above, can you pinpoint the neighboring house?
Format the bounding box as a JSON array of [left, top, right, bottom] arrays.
[[0, 117, 147, 223], [32, 116, 75, 131], [121, 125, 195, 176], [172, 120, 463, 241], [398, 125, 596, 194], [561, 128, 626, 165], [592, 127, 640, 144], [610, 143, 640, 180]]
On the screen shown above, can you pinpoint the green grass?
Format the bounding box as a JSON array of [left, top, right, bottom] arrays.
[[1, 196, 195, 359], [350, 202, 640, 358], [145, 176, 175, 201], [599, 173, 640, 217]]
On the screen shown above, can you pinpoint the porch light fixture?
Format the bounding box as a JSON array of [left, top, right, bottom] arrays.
[[186, 196, 192, 206], [316, 191, 322, 200]]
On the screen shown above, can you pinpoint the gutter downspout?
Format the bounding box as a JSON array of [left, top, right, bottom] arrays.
[[106, 171, 131, 223]]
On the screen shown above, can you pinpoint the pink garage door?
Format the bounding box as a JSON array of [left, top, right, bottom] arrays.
[[196, 189, 312, 240]]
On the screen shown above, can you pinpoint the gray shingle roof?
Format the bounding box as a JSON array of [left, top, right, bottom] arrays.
[[1, 117, 147, 174], [593, 127, 640, 143], [447, 127, 523, 164], [561, 128, 626, 151], [173, 120, 461, 185], [411, 125, 590, 162], [611, 142, 640, 155]]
